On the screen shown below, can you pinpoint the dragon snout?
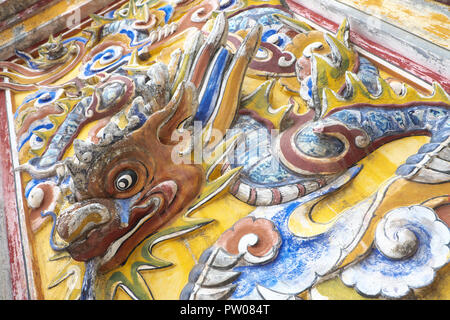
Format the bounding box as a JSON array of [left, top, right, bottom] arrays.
[[54, 180, 180, 265], [56, 201, 112, 244]]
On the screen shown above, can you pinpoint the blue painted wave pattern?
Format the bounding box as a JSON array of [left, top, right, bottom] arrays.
[[179, 167, 370, 300], [329, 105, 449, 144], [228, 167, 367, 299]]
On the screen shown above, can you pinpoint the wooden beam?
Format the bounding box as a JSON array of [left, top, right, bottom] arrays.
[[0, 0, 41, 21]]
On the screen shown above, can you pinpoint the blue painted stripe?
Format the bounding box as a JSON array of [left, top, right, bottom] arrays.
[[15, 50, 40, 69], [63, 37, 88, 44], [261, 29, 277, 42], [41, 211, 68, 251], [194, 48, 231, 126]]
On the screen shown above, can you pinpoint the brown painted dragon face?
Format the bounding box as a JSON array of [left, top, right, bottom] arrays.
[[49, 11, 262, 274], [56, 81, 204, 273]]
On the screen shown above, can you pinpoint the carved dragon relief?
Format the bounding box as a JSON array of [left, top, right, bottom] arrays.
[[1, 0, 449, 300]]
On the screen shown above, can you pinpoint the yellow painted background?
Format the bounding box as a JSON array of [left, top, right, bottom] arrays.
[[5, 0, 449, 300]]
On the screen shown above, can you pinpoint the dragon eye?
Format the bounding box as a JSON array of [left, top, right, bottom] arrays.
[[105, 159, 152, 198], [115, 170, 138, 191]]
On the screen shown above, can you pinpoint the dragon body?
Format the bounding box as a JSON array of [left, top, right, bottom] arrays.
[[180, 7, 450, 301]]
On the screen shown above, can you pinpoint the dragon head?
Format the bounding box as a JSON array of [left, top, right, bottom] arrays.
[[13, 11, 261, 277], [56, 79, 204, 272]]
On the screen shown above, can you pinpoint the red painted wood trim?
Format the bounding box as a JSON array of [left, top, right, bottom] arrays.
[[0, 83, 30, 300], [284, 0, 450, 93]]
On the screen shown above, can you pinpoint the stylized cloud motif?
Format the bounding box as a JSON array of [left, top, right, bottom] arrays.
[[341, 205, 450, 299]]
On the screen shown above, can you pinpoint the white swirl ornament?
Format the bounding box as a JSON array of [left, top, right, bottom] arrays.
[[341, 205, 450, 299], [238, 233, 279, 265], [278, 51, 296, 68]]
